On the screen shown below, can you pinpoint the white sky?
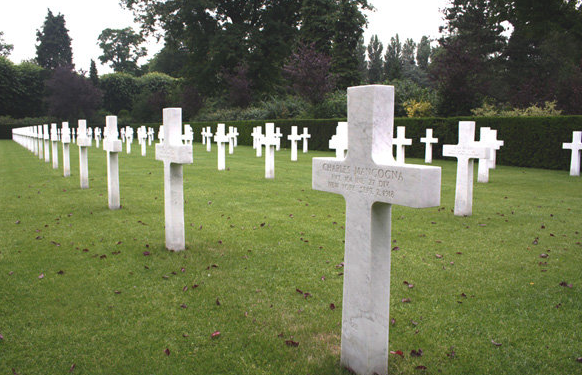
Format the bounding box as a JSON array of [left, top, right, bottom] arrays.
[[1, 0, 449, 75]]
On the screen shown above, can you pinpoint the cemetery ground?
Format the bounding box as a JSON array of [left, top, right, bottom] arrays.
[[1, 139, 581, 375]]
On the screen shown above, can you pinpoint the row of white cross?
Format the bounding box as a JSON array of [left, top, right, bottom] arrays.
[[10, 84, 582, 375]]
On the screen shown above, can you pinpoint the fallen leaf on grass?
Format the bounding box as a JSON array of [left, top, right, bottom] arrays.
[[182, 333, 189, 337], [411, 349, 423, 357], [181, 304, 187, 309], [435, 254, 443, 259], [330, 303, 336, 310], [143, 251, 150, 256], [216, 298, 221, 306], [38, 273, 44, 279], [211, 331, 221, 338], [116, 241, 122, 245], [285, 340, 299, 347], [576, 357, 582, 363], [164, 348, 170, 356], [182, 286, 188, 292], [57, 270, 64, 275], [390, 350, 404, 357], [415, 365, 427, 370], [391, 318, 395, 326], [114, 290, 121, 294], [446, 347, 456, 358], [401, 298, 411, 303], [559, 282, 573, 288], [491, 340, 502, 346], [0, 333, 3, 340], [539, 253, 549, 258], [15, 220, 20, 224], [69, 363, 76, 373]]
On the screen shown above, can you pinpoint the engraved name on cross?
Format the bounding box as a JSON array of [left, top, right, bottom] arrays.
[[312, 85, 441, 375]]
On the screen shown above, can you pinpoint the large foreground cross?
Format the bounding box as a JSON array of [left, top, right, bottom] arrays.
[[312, 85, 441, 375], [103, 116, 122, 210], [155, 108, 193, 251]]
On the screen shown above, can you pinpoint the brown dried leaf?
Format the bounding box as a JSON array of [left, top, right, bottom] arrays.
[[401, 298, 411, 303], [411, 349, 423, 357], [285, 340, 299, 347], [330, 303, 336, 310], [491, 340, 502, 346], [164, 348, 170, 356], [211, 331, 220, 338]]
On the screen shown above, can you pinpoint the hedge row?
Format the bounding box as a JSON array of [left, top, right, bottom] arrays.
[[4, 116, 582, 171]]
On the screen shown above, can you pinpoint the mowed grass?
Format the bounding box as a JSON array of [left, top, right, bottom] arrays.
[[0, 138, 581, 375]]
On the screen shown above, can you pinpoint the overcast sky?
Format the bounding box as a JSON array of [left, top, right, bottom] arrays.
[[1, 0, 449, 74]]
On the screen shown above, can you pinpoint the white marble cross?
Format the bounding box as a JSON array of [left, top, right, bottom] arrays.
[[312, 85, 441, 375], [477, 127, 503, 183], [228, 126, 239, 154], [95, 127, 101, 148], [87, 126, 93, 139], [287, 126, 302, 161], [103, 116, 123, 210], [263, 123, 278, 178], [57, 128, 61, 141], [215, 123, 229, 171], [125, 126, 134, 153], [563, 131, 582, 176], [61, 122, 71, 177], [420, 128, 438, 163], [50, 123, 59, 169], [204, 126, 212, 152], [120, 127, 126, 143], [201, 128, 207, 145], [138, 126, 148, 156], [77, 120, 92, 189], [37, 125, 44, 160], [147, 127, 154, 146], [227, 126, 235, 154], [251, 126, 263, 157], [443, 121, 490, 216], [71, 128, 76, 143], [155, 108, 194, 251], [183, 124, 194, 146], [393, 126, 412, 164], [329, 122, 348, 159], [43, 124, 50, 162], [301, 127, 311, 153], [274, 127, 283, 151]]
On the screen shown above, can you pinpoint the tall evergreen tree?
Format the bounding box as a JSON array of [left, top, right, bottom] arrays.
[[89, 59, 99, 86], [299, 0, 336, 55], [356, 35, 368, 83], [416, 36, 431, 70], [36, 9, 73, 70], [366, 34, 384, 83], [384, 34, 402, 80], [331, 0, 367, 89], [401, 38, 416, 66]]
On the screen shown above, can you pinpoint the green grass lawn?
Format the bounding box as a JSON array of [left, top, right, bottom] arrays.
[[1, 139, 581, 375]]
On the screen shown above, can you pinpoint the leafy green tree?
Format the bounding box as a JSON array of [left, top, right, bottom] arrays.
[[14, 61, 46, 117], [36, 9, 73, 70], [45, 67, 102, 119], [99, 72, 139, 114], [416, 36, 431, 70], [0, 31, 13, 57], [384, 34, 402, 80], [331, 0, 367, 89], [121, 0, 302, 97], [283, 43, 334, 104], [366, 34, 383, 83], [355, 35, 368, 84], [89, 59, 99, 86], [0, 57, 20, 116], [401, 38, 416, 66], [98, 27, 147, 75], [148, 39, 189, 77], [299, 0, 336, 55]]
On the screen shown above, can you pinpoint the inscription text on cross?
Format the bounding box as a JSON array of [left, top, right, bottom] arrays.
[[312, 85, 441, 375]]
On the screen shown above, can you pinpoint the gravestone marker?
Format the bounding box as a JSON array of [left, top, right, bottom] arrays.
[[87, 126, 93, 139], [148, 127, 154, 146], [103, 116, 122, 210], [43, 124, 50, 162], [50, 123, 59, 169], [329, 122, 348, 159], [201, 127, 208, 145], [61, 122, 71, 177], [485, 128, 503, 169], [71, 128, 76, 143], [57, 128, 61, 141], [31, 126, 38, 156], [125, 126, 134, 153], [263, 123, 278, 179], [252, 126, 263, 157], [476, 127, 504, 183], [443, 121, 490, 216], [287, 126, 302, 161], [94, 127, 101, 148], [228, 126, 239, 154], [420, 128, 438, 163], [138, 126, 148, 156], [37, 125, 44, 160], [301, 127, 311, 153], [120, 127, 126, 143], [393, 126, 412, 164], [232, 127, 239, 147], [563, 131, 582, 177], [205, 126, 212, 152], [77, 120, 91, 189], [274, 127, 283, 151], [215, 124, 229, 171], [183, 124, 194, 145], [312, 85, 441, 375], [155, 108, 193, 251]]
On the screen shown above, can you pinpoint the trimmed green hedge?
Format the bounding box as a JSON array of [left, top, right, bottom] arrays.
[[4, 116, 582, 170]]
